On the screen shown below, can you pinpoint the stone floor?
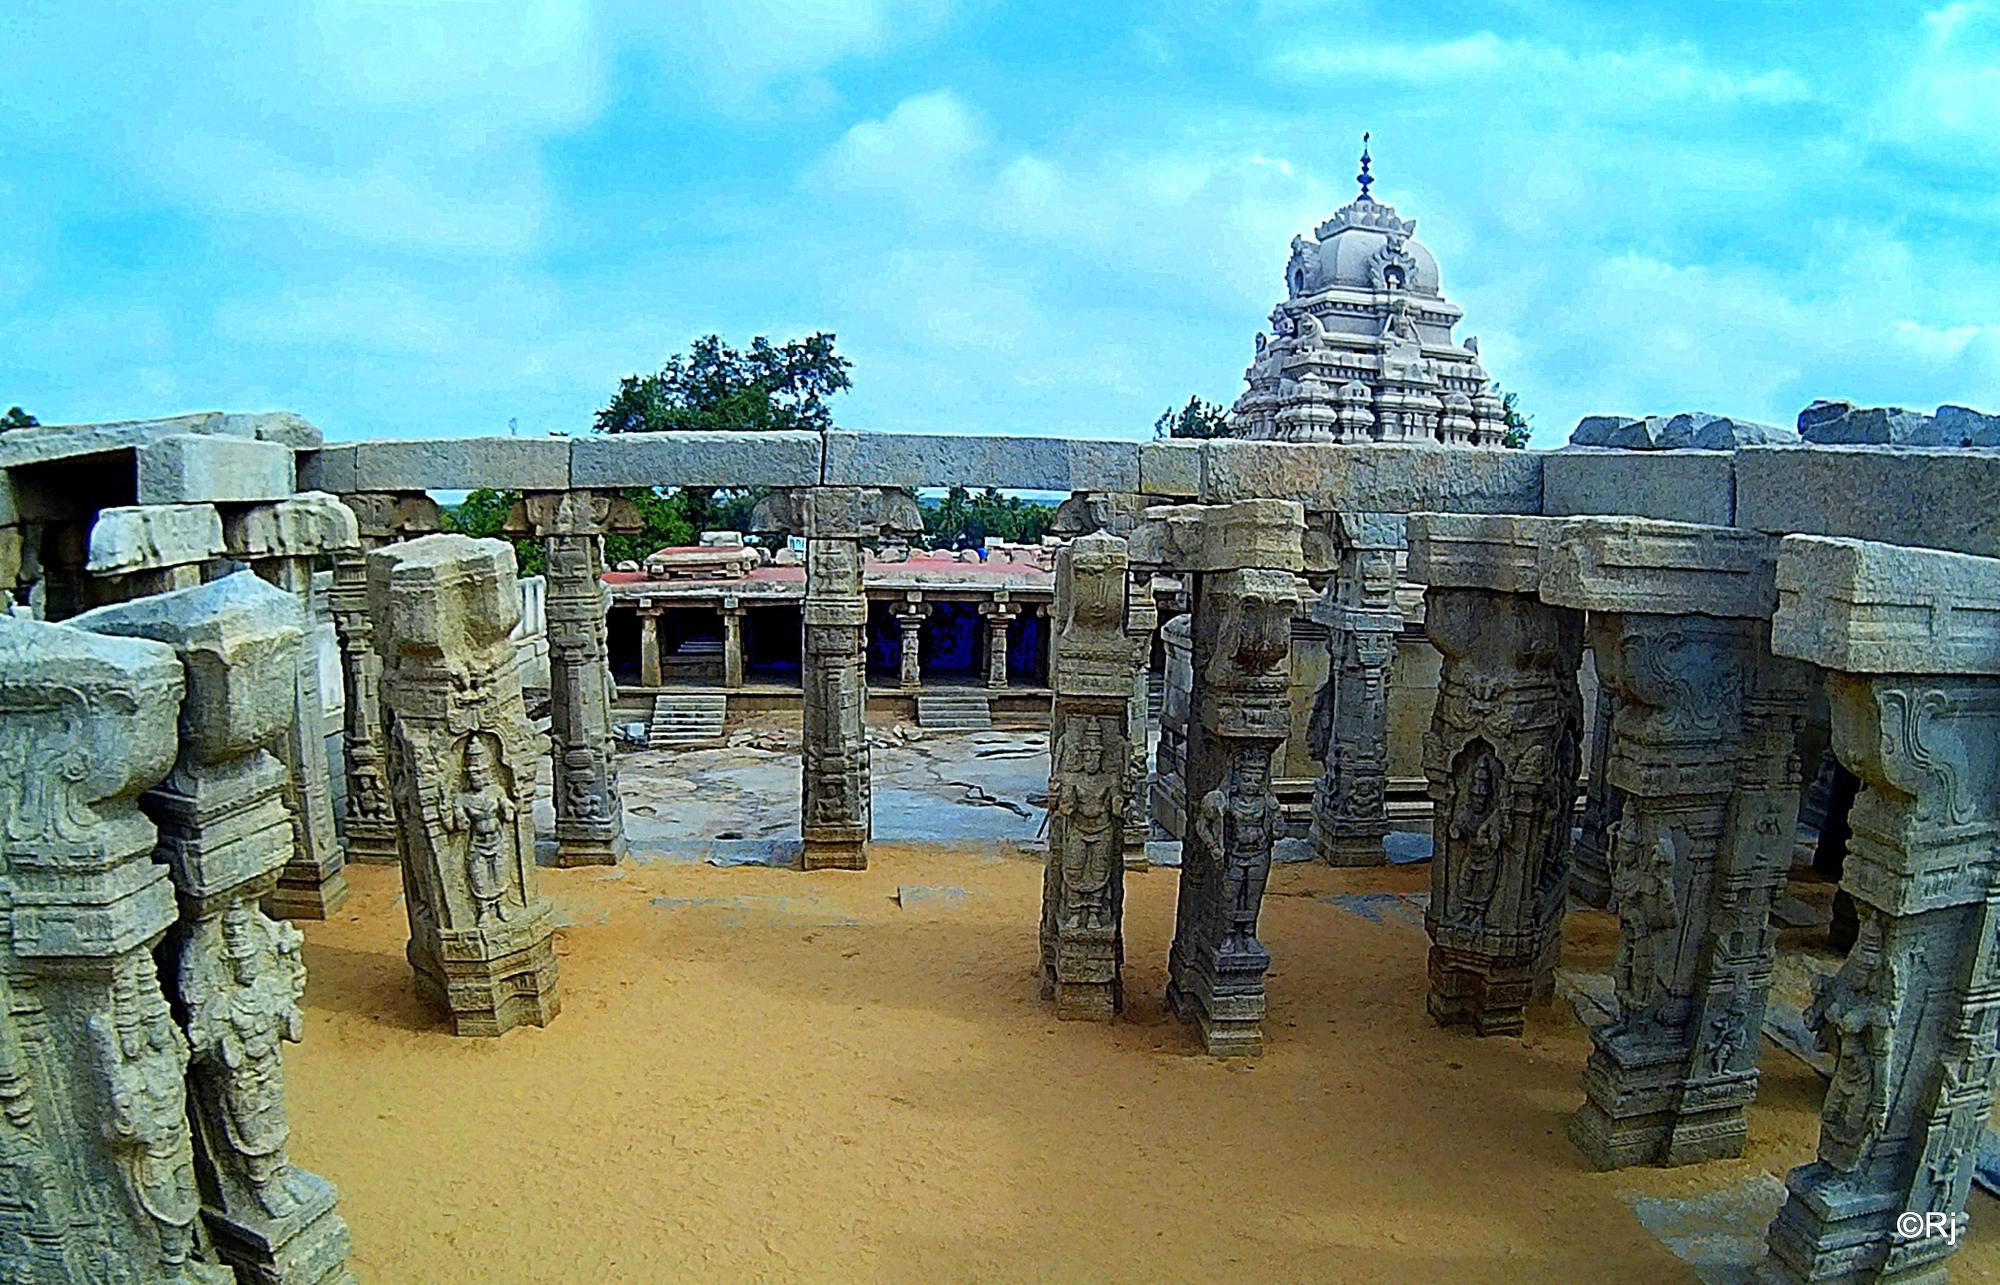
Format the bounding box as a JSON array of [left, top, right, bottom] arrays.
[[286, 727, 2000, 1283]]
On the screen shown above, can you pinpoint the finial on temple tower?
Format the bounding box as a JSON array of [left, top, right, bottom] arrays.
[[1357, 132, 1374, 203]]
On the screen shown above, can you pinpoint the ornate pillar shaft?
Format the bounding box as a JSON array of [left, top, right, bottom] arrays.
[[1123, 570, 1158, 873], [1542, 519, 1807, 1170], [803, 530, 870, 869], [1759, 536, 2000, 1284], [1409, 516, 1585, 1037], [722, 602, 746, 690], [74, 574, 356, 1284], [0, 616, 233, 1283], [1133, 499, 1303, 1056], [1040, 533, 1138, 1019], [895, 599, 925, 692], [335, 493, 440, 865], [637, 606, 663, 687], [224, 495, 360, 921], [1309, 513, 1402, 867], [519, 491, 632, 867], [1571, 681, 1622, 907], [983, 602, 1016, 689], [1149, 611, 1192, 840], [371, 534, 560, 1037]]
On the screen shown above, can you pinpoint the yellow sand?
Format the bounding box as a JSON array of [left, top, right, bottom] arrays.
[[285, 850, 2000, 1283]]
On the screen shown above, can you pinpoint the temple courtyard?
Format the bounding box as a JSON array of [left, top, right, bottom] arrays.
[[272, 732, 2000, 1283]]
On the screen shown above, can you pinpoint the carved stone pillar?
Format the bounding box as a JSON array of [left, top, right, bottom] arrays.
[[371, 534, 560, 1037], [1123, 569, 1159, 873], [334, 493, 440, 866], [722, 600, 746, 690], [224, 494, 359, 921], [0, 616, 233, 1283], [1150, 610, 1192, 840], [982, 598, 1017, 689], [1571, 683, 1622, 907], [1309, 512, 1402, 867], [636, 604, 663, 687], [894, 596, 927, 692], [1759, 536, 2000, 1284], [515, 491, 637, 868], [1133, 500, 1304, 1056], [1541, 518, 1808, 1169], [74, 574, 356, 1285], [1409, 515, 1585, 1037], [1040, 533, 1138, 1019]]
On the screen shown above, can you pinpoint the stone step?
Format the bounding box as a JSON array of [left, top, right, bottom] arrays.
[[916, 692, 993, 732], [648, 693, 729, 749], [1147, 673, 1165, 721]]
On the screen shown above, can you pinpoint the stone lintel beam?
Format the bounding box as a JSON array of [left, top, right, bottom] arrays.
[[220, 491, 360, 562], [340, 491, 442, 548], [749, 484, 924, 543], [1760, 534, 2000, 1284], [1128, 498, 1305, 574], [1539, 517, 1775, 620], [822, 431, 1140, 493], [1407, 514, 1584, 1036], [85, 503, 225, 576], [136, 433, 295, 506], [1195, 441, 1542, 514]]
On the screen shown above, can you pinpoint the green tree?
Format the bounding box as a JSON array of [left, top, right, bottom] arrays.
[[1, 406, 38, 431], [1153, 395, 1229, 440], [593, 332, 852, 435], [920, 487, 1054, 548], [1499, 388, 1532, 449], [440, 488, 543, 575]]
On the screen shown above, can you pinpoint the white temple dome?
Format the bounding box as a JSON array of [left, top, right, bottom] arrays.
[[1287, 199, 1442, 298]]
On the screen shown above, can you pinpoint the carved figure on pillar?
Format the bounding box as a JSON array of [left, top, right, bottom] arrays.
[[371, 534, 559, 1037], [1757, 535, 2000, 1284], [1572, 684, 1623, 907], [73, 571, 356, 1283], [1039, 533, 1136, 1018], [513, 490, 637, 867], [1130, 499, 1303, 1056], [1309, 513, 1402, 866]]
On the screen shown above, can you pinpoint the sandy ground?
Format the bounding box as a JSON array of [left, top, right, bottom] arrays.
[[282, 738, 2000, 1283]]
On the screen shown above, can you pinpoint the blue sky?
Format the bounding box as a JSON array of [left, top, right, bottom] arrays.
[[5, 1, 1998, 448]]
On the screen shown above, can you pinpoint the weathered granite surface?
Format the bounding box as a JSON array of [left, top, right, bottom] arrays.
[[1197, 441, 1542, 513], [370, 534, 559, 1036], [1139, 441, 1202, 498], [823, 430, 1141, 493], [72, 574, 356, 1284], [1308, 511, 1402, 866], [1736, 444, 2000, 560], [137, 435, 295, 505], [1797, 399, 2000, 447], [1543, 450, 1735, 527], [345, 438, 571, 493], [1568, 413, 1795, 451], [571, 430, 823, 490], [86, 504, 226, 575]]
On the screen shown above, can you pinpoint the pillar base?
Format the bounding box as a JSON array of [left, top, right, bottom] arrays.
[[411, 912, 561, 1037], [1569, 853, 1613, 908], [1166, 977, 1264, 1057], [265, 865, 349, 920], [1427, 948, 1537, 1037], [1042, 928, 1122, 1020], [205, 1171, 357, 1285], [341, 824, 400, 866], [1313, 825, 1388, 867], [1569, 1040, 1753, 1169], [1121, 839, 1148, 872], [802, 837, 867, 871], [552, 829, 626, 868], [1756, 1163, 1951, 1285]]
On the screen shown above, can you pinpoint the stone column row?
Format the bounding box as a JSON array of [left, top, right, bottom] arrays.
[[1308, 512, 1403, 867]]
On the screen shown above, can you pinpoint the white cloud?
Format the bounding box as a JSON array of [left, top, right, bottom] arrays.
[[623, 0, 956, 110], [807, 90, 988, 196]]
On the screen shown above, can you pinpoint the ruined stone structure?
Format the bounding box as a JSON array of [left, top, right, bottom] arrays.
[[73, 574, 355, 1284], [371, 534, 559, 1037], [1227, 141, 1507, 446], [1408, 514, 1583, 1037], [1040, 532, 1138, 1018], [1133, 500, 1303, 1055], [1308, 512, 1404, 865]]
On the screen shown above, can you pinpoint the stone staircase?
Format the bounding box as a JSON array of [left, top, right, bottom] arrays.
[[917, 691, 993, 732], [648, 693, 729, 749]]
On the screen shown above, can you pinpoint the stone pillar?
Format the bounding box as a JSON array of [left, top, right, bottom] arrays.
[[81, 503, 226, 609], [803, 521, 871, 870], [1408, 515, 1585, 1037], [0, 616, 233, 1283], [982, 597, 1017, 689], [1133, 500, 1303, 1056], [1040, 533, 1137, 1018], [893, 596, 927, 692], [1758, 536, 2000, 1284], [1541, 518, 1809, 1170], [722, 600, 746, 690], [223, 494, 358, 921], [73, 574, 356, 1285], [1309, 512, 1402, 867], [1571, 683, 1622, 907], [1123, 569, 1158, 872], [334, 493, 441, 865], [371, 533, 559, 1037], [1150, 610, 1192, 838], [516, 491, 635, 868], [637, 604, 663, 687]]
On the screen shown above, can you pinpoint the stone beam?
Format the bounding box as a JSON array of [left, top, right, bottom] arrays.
[[1407, 514, 1584, 1036], [135, 434, 295, 505], [0, 410, 319, 472], [1760, 534, 2000, 1283], [86, 503, 225, 576], [309, 438, 571, 494], [1543, 449, 1735, 527], [823, 431, 1141, 493], [1195, 441, 1543, 513], [1542, 517, 1808, 1170], [571, 430, 823, 489], [1737, 445, 2000, 559]]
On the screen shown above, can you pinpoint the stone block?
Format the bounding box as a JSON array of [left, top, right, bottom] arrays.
[[1936, 403, 2000, 446], [368, 533, 522, 652], [571, 430, 823, 489], [1408, 513, 1570, 594], [222, 492, 361, 560], [1797, 403, 1939, 445], [86, 503, 225, 574], [1139, 441, 1201, 497], [298, 443, 357, 493], [1129, 499, 1304, 573], [823, 430, 1141, 492], [1569, 415, 1652, 449], [212, 410, 323, 449], [1540, 517, 1775, 619], [0, 410, 314, 472], [1735, 445, 2000, 557], [0, 471, 17, 526], [1544, 449, 1734, 525], [1198, 441, 1543, 514], [0, 526, 19, 589], [353, 437, 570, 492], [136, 434, 294, 504], [1773, 535, 2000, 675]]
